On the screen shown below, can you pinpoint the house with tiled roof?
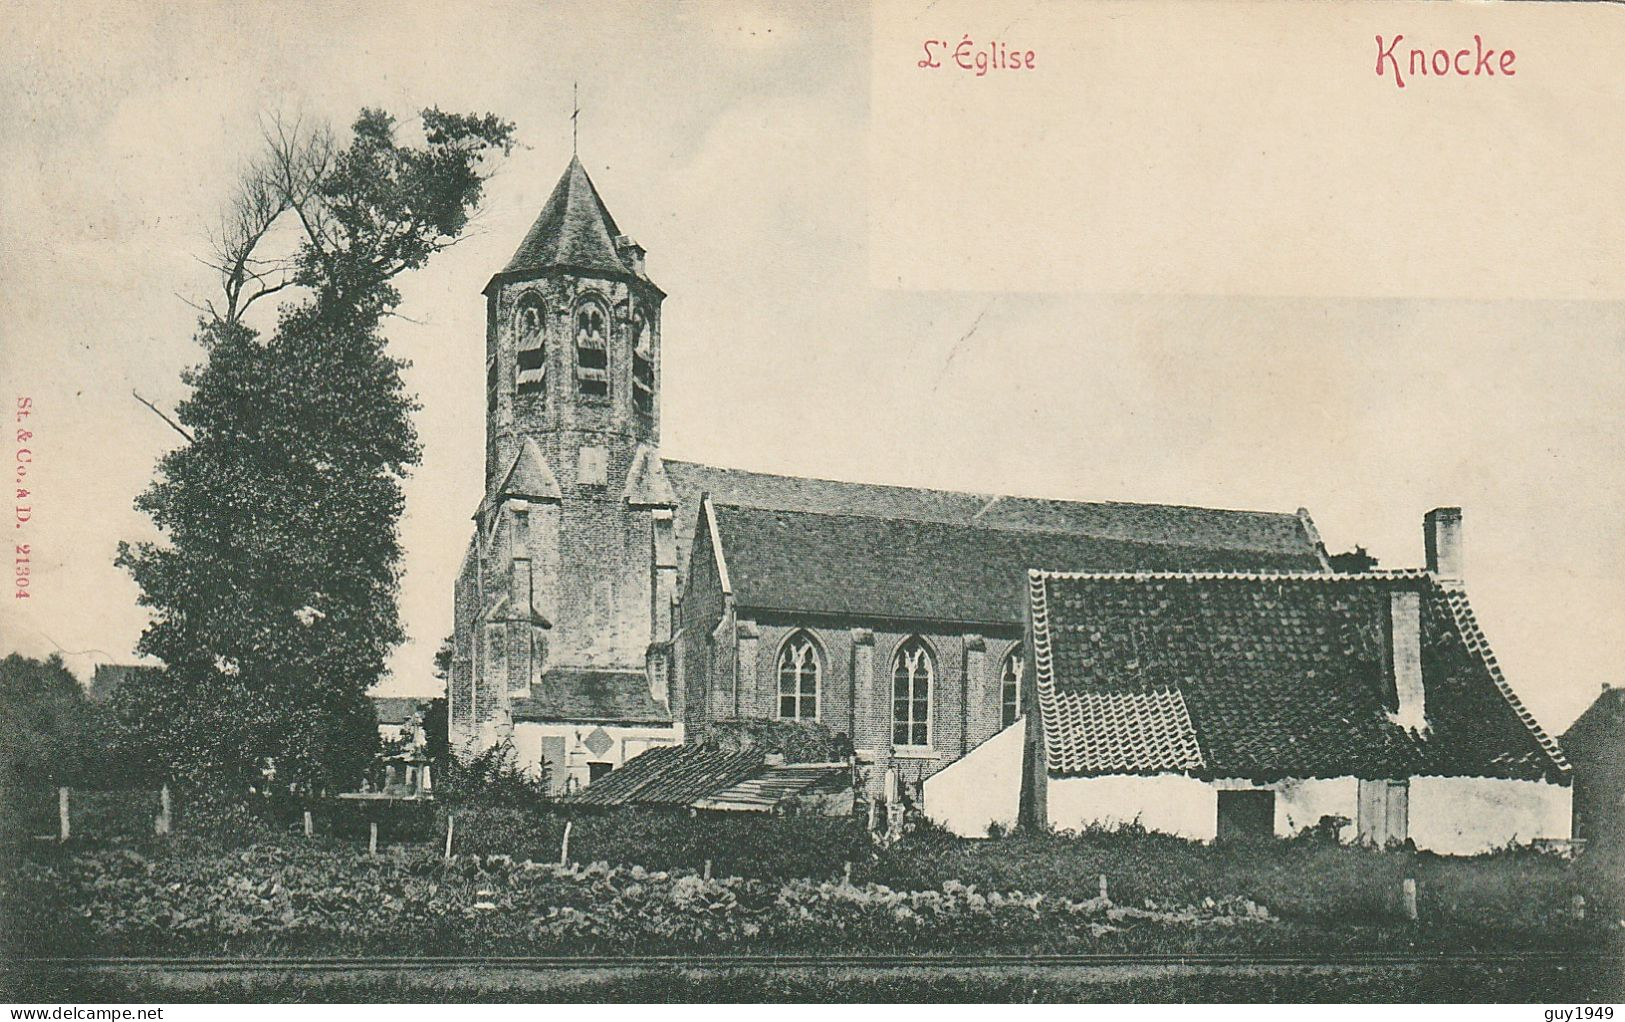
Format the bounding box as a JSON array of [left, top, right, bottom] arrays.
[[916, 510, 1572, 854], [1562, 686, 1625, 844], [448, 151, 1337, 797]]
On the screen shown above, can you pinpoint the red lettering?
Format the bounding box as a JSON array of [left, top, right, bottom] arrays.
[[1432, 49, 1449, 75], [1455, 49, 1471, 74], [1500, 50, 1516, 75], [1375, 34, 1405, 87], [1475, 35, 1495, 75]]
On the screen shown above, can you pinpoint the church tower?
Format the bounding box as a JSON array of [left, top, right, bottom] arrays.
[[450, 156, 679, 754]]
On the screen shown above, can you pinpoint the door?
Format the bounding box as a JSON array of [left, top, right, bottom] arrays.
[[1216, 790, 1276, 840], [1357, 779, 1409, 846]]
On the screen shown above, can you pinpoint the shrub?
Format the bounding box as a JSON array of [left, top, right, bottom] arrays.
[[436, 741, 548, 809]]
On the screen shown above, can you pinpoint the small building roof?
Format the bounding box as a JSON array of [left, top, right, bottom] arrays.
[[510, 667, 669, 725], [564, 742, 848, 811], [566, 744, 763, 807], [1561, 686, 1625, 766], [1028, 570, 1568, 783], [700, 501, 1324, 628], [371, 696, 427, 726]]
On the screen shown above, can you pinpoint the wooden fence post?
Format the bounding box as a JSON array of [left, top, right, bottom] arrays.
[[368, 821, 378, 856], [303, 810, 314, 838], [444, 814, 455, 859], [156, 785, 172, 836], [1401, 878, 1418, 921], [57, 786, 70, 842], [559, 819, 572, 866]]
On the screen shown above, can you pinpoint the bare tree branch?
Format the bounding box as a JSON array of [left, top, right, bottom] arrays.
[[132, 390, 196, 444]]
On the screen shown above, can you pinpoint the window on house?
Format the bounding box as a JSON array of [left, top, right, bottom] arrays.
[[587, 761, 613, 782], [892, 638, 934, 747], [1216, 790, 1276, 841], [1001, 648, 1024, 728], [574, 304, 609, 398], [632, 312, 653, 415], [777, 632, 820, 721], [485, 357, 498, 413], [515, 297, 545, 396]]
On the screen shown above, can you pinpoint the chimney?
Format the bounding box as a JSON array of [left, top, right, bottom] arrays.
[[1424, 506, 1463, 580], [1388, 589, 1426, 732]]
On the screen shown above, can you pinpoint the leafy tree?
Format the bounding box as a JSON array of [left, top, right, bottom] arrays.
[[421, 696, 449, 765], [0, 654, 110, 791], [1328, 545, 1380, 574], [116, 109, 515, 793]]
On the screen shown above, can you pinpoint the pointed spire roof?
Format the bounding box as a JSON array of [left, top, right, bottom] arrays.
[[498, 156, 636, 280], [477, 438, 563, 517], [622, 444, 677, 507]]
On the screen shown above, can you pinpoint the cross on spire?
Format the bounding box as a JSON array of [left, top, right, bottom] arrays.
[[571, 82, 579, 156]]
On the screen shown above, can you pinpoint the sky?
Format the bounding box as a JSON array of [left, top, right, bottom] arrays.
[[2, 1, 1621, 735]]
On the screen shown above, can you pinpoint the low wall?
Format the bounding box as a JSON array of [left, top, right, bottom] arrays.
[[922, 718, 1024, 837], [1272, 777, 1359, 841], [1410, 776, 1571, 855], [1047, 773, 1218, 841]]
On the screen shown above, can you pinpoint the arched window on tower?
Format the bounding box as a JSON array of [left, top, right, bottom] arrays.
[[574, 303, 609, 398], [892, 638, 935, 748], [631, 310, 654, 416], [485, 356, 498, 414], [1001, 647, 1024, 728], [777, 632, 820, 721], [515, 296, 546, 396]]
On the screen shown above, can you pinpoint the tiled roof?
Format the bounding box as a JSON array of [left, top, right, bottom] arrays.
[[510, 668, 669, 724], [691, 762, 852, 812], [1045, 689, 1205, 775], [1561, 687, 1625, 764], [1028, 570, 1568, 783], [566, 744, 763, 807], [371, 696, 427, 726], [664, 459, 1326, 580], [705, 502, 1324, 627], [496, 156, 641, 282]]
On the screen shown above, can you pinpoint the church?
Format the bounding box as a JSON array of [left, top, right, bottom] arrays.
[[447, 152, 1328, 789], [448, 155, 1571, 851]]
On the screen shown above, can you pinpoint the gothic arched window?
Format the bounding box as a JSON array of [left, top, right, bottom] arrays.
[[777, 632, 820, 721], [631, 309, 654, 416], [515, 295, 546, 396], [892, 638, 934, 748], [1001, 647, 1024, 728], [574, 302, 609, 398]]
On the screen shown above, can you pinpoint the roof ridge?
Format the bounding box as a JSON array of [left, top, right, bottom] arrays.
[[1028, 570, 1066, 772], [666, 458, 1305, 522], [707, 500, 1326, 557], [1440, 588, 1570, 775], [1033, 568, 1428, 583]]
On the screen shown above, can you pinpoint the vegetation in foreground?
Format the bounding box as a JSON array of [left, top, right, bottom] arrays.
[[3, 810, 1620, 963]]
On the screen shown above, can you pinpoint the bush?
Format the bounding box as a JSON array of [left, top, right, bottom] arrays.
[[436, 742, 548, 809]]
